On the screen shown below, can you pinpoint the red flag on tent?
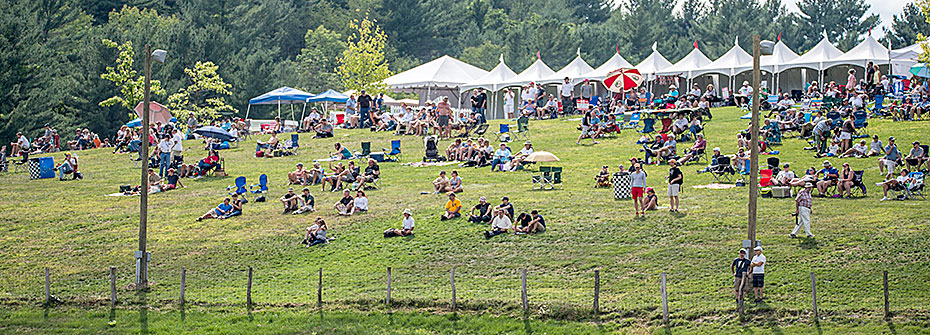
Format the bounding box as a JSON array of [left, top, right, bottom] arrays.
[[868, 28, 872, 36], [777, 32, 781, 41], [536, 51, 541, 59], [616, 45, 620, 54], [693, 40, 698, 49]]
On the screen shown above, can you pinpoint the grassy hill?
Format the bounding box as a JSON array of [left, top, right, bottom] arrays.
[[1, 107, 928, 333]]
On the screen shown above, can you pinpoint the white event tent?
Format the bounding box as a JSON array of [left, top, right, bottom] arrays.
[[585, 50, 633, 81], [636, 43, 673, 94], [384, 55, 488, 107], [692, 39, 753, 92], [824, 35, 889, 69], [460, 55, 518, 119], [500, 57, 556, 87], [540, 50, 595, 85]]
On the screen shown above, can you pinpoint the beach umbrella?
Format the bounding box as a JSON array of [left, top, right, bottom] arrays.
[[126, 117, 176, 128], [910, 63, 930, 78], [525, 151, 560, 162], [193, 126, 235, 141], [603, 68, 644, 93], [134, 101, 173, 125]]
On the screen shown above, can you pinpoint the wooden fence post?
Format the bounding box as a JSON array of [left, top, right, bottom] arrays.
[[883, 270, 889, 319], [593, 270, 600, 314], [386, 267, 392, 305], [450, 267, 456, 311], [44, 267, 50, 305], [180, 268, 186, 305], [521, 268, 528, 313], [246, 267, 253, 305], [317, 268, 322, 308], [109, 267, 117, 304], [810, 272, 818, 320], [660, 272, 669, 323]]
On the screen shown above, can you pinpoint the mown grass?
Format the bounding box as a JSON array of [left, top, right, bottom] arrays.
[[1, 106, 929, 333]]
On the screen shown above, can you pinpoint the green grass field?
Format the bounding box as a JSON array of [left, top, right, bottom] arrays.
[[1, 106, 929, 333]]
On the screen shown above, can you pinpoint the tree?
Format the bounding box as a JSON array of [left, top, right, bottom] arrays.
[[98, 39, 166, 117], [916, 0, 930, 64], [796, 0, 880, 51], [296, 25, 345, 92], [336, 14, 393, 93], [168, 61, 236, 130], [461, 41, 504, 70], [882, 3, 930, 49]]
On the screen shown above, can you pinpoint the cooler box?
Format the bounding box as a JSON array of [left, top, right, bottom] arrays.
[[772, 186, 792, 198], [575, 99, 590, 112], [612, 172, 631, 200], [30, 157, 56, 179], [369, 152, 385, 162]]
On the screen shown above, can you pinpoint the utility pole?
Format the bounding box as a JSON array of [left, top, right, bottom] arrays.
[[136, 44, 152, 288], [747, 35, 761, 255]]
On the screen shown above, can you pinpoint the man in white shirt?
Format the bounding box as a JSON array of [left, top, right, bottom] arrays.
[[841, 139, 868, 158], [484, 209, 512, 239], [156, 134, 173, 177], [750, 246, 766, 303], [171, 128, 184, 163], [10, 132, 30, 157], [560, 77, 574, 114], [737, 81, 753, 106]]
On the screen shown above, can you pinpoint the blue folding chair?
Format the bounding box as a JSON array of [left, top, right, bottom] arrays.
[[281, 134, 300, 155], [624, 112, 641, 129], [383, 139, 401, 161], [250, 174, 268, 197], [640, 118, 656, 133], [766, 95, 778, 109], [826, 111, 841, 129], [227, 176, 248, 200], [496, 124, 511, 142], [853, 110, 868, 133]]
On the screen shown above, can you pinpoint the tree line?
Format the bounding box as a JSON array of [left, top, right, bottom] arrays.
[[0, 0, 925, 142]]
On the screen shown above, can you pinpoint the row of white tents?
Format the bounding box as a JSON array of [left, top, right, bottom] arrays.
[[384, 34, 924, 120]]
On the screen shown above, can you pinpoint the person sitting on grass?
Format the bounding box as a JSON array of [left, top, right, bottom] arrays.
[[197, 197, 232, 221], [288, 162, 308, 185], [513, 212, 532, 234], [292, 187, 316, 215], [256, 132, 279, 152], [280, 187, 301, 214], [678, 133, 706, 163], [594, 165, 611, 188], [467, 196, 492, 223], [440, 192, 462, 221], [433, 170, 451, 194], [333, 189, 354, 215], [313, 118, 334, 138], [816, 160, 839, 196], [490, 143, 512, 172], [386, 209, 416, 237], [53, 152, 82, 181], [513, 210, 546, 234], [484, 209, 513, 239], [866, 135, 884, 157], [494, 196, 514, 220], [841, 140, 868, 158], [356, 159, 381, 190], [509, 141, 534, 169], [643, 187, 658, 211], [446, 139, 464, 161], [347, 190, 368, 216], [163, 168, 184, 190], [222, 194, 243, 219], [330, 143, 353, 161], [447, 170, 463, 194], [303, 217, 329, 247]]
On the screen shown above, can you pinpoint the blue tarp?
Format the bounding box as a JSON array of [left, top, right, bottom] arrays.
[[306, 89, 350, 103], [126, 117, 177, 127], [249, 87, 315, 105]]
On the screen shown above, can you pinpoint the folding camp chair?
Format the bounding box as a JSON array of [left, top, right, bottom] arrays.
[[759, 169, 773, 187], [496, 124, 512, 142], [766, 157, 780, 170], [227, 176, 248, 200], [849, 170, 867, 197], [659, 118, 673, 133], [281, 134, 300, 155], [852, 110, 868, 135], [640, 118, 656, 133], [12, 152, 29, 174], [547, 166, 563, 189], [356, 142, 371, 158], [249, 174, 268, 199], [382, 140, 401, 161], [906, 172, 926, 200], [473, 124, 489, 136], [624, 112, 641, 129], [710, 156, 734, 183], [826, 111, 841, 129], [532, 166, 551, 189], [514, 116, 529, 140]]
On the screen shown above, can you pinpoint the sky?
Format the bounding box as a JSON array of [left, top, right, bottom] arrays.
[[781, 0, 912, 37]]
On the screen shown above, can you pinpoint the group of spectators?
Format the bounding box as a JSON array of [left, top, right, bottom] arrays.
[[433, 193, 546, 238]]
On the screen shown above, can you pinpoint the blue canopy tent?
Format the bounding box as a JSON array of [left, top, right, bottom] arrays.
[[304, 89, 350, 121], [127, 117, 177, 128], [245, 87, 316, 120]]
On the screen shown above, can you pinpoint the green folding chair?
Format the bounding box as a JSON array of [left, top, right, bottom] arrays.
[[514, 116, 529, 140], [532, 166, 551, 189], [547, 166, 563, 190], [356, 142, 371, 158]]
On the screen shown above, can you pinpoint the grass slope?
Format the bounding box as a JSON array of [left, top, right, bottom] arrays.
[[1, 107, 928, 333]]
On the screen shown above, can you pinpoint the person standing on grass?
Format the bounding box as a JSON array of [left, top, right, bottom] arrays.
[[436, 97, 453, 139], [577, 111, 599, 145], [791, 183, 815, 238], [157, 134, 172, 177], [750, 246, 766, 303], [666, 159, 683, 212], [357, 90, 373, 128], [477, 88, 488, 123], [440, 192, 462, 221], [731, 249, 751, 302], [560, 77, 575, 115], [631, 163, 647, 216]]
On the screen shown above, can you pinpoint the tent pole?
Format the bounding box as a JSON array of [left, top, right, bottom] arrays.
[[277, 100, 281, 118], [290, 104, 295, 121], [245, 105, 251, 120], [300, 103, 307, 126]]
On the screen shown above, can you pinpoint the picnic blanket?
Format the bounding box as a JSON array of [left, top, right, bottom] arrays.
[[402, 161, 458, 168], [105, 192, 135, 197], [691, 183, 738, 189]]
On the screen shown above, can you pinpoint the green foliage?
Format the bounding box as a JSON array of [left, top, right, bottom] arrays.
[[795, 0, 880, 51], [168, 61, 236, 130], [881, 3, 930, 49], [337, 14, 393, 93], [296, 25, 346, 92], [98, 39, 166, 117], [916, 0, 930, 65], [461, 41, 504, 70]]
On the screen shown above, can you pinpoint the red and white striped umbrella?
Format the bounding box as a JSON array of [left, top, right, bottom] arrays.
[[603, 68, 644, 93]]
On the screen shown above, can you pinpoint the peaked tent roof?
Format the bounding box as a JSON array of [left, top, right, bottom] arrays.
[[384, 55, 488, 89], [891, 43, 923, 60], [781, 36, 845, 71], [635, 49, 673, 76], [586, 51, 634, 81], [540, 54, 595, 84], [500, 58, 556, 87], [306, 89, 349, 103], [692, 42, 753, 77], [825, 35, 889, 68], [249, 87, 315, 105], [657, 47, 712, 76], [460, 58, 518, 92], [733, 40, 800, 74]]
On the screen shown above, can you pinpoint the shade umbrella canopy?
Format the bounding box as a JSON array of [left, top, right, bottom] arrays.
[[604, 68, 644, 92], [540, 53, 595, 84], [910, 64, 930, 78], [127, 117, 176, 128], [586, 50, 634, 81], [384, 55, 488, 89], [306, 89, 349, 103], [134, 101, 173, 125], [193, 126, 235, 141], [249, 87, 316, 105], [525, 151, 560, 162]]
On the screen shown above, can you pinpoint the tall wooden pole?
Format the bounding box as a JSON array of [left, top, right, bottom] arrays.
[[748, 35, 761, 254], [137, 44, 152, 288]]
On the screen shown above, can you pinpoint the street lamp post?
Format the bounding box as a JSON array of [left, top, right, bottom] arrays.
[[136, 45, 167, 288], [746, 35, 774, 255]]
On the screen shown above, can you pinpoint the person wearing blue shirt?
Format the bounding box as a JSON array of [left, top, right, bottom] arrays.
[[345, 95, 358, 128], [816, 160, 839, 196], [197, 197, 232, 221], [880, 137, 900, 174], [221, 119, 232, 131], [490, 143, 512, 172]]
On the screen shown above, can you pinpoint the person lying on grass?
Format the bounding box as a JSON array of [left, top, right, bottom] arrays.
[[440, 193, 462, 221], [280, 187, 301, 214], [386, 209, 415, 237], [222, 194, 243, 219], [484, 209, 513, 239], [292, 188, 316, 215], [288, 163, 308, 185], [513, 210, 545, 234], [467, 196, 492, 223], [594, 165, 611, 188], [303, 217, 329, 247], [334, 189, 354, 215], [197, 197, 232, 221]]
